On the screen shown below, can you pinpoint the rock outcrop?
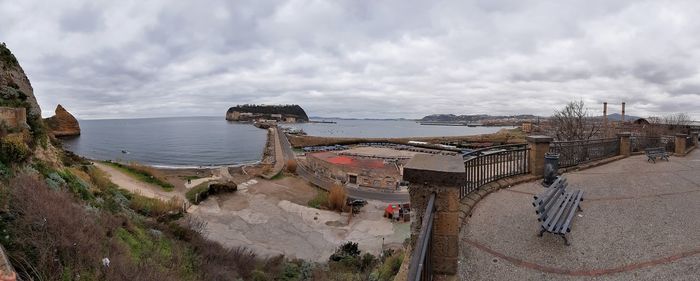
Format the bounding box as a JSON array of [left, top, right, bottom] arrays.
[[1, 43, 41, 116], [226, 104, 309, 122], [44, 105, 80, 137]]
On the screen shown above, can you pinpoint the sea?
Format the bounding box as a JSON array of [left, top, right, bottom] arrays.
[[61, 117, 513, 167]]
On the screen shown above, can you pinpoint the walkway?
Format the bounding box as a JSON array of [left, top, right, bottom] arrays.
[[460, 151, 700, 280], [262, 127, 285, 179], [94, 162, 184, 202]]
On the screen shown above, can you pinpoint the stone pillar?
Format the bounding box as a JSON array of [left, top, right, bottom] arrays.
[[527, 136, 553, 176], [691, 131, 699, 147], [675, 133, 687, 155], [404, 154, 465, 275], [618, 132, 631, 157]]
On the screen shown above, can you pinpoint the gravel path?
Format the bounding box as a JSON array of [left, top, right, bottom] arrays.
[[94, 162, 183, 201]]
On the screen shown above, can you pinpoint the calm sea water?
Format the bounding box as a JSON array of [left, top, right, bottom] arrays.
[[284, 119, 514, 138], [61, 117, 267, 168], [61, 117, 513, 167]]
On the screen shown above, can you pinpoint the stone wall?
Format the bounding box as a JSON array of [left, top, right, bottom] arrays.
[[0, 107, 26, 129], [404, 154, 465, 275]]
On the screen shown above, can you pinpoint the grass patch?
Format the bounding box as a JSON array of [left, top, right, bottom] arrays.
[[307, 188, 328, 209], [185, 181, 237, 205], [271, 171, 285, 180], [186, 181, 211, 205], [180, 175, 202, 181], [104, 161, 174, 191]]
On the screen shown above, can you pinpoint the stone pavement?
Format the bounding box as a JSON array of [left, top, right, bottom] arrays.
[[460, 150, 700, 280]]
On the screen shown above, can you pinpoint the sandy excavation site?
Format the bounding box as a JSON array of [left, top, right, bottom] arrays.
[[187, 176, 410, 262]]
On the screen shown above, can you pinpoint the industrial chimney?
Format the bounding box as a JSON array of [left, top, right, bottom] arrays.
[[603, 102, 608, 137], [621, 102, 626, 123]]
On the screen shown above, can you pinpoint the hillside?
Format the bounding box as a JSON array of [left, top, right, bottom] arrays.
[[1, 43, 269, 281], [226, 104, 309, 122]]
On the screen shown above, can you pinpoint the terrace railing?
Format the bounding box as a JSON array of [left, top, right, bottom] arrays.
[[630, 136, 675, 153], [462, 144, 530, 198], [549, 138, 619, 168], [686, 136, 694, 150], [407, 193, 436, 281]]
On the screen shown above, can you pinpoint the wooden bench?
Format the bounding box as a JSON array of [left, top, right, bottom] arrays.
[[645, 147, 669, 163], [532, 176, 583, 245]]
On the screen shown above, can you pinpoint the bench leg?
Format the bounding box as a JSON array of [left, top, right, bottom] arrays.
[[577, 205, 583, 212], [538, 228, 546, 237], [561, 235, 570, 246]]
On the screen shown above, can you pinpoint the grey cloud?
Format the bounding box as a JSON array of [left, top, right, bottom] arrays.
[[2, 0, 700, 120]]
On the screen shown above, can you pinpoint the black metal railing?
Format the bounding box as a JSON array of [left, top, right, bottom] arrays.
[[407, 193, 436, 281], [549, 138, 619, 168], [686, 136, 694, 150], [630, 136, 675, 153], [462, 144, 530, 198]]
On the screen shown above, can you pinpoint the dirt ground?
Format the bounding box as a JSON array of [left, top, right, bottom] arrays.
[[187, 173, 411, 262]]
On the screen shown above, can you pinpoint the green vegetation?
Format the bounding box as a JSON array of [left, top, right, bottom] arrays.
[[271, 170, 285, 180], [185, 181, 211, 204], [180, 175, 202, 181], [0, 85, 29, 108], [186, 181, 237, 205], [104, 161, 174, 191], [323, 241, 405, 281], [307, 188, 329, 209], [0, 134, 31, 164], [0, 42, 19, 68]]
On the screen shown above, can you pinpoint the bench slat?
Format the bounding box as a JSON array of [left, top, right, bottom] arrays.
[[561, 190, 584, 234], [538, 189, 565, 221], [544, 192, 572, 230]]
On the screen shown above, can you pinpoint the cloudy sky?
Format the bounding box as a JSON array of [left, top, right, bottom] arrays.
[[2, 0, 700, 120]]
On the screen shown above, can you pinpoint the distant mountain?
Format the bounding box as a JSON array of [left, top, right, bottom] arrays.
[[420, 114, 538, 122], [603, 113, 641, 122]]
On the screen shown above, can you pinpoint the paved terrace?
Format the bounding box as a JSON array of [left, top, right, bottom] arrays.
[[460, 150, 700, 280]]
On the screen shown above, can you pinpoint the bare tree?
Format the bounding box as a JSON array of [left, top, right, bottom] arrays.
[[663, 113, 691, 128], [551, 100, 600, 141]]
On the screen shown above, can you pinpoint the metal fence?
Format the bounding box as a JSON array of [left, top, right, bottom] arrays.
[[549, 138, 620, 168], [407, 193, 436, 281], [630, 136, 675, 153], [686, 136, 694, 150], [462, 144, 530, 198]]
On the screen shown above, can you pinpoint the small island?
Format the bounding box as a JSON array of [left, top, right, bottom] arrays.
[[225, 104, 309, 123]]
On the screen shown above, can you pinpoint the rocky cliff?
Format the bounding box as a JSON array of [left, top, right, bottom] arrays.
[[44, 104, 81, 137], [1, 43, 41, 116]]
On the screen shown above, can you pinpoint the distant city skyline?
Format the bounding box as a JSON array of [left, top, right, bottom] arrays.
[[2, 1, 700, 120]]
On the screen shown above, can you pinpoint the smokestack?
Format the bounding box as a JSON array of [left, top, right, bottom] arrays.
[[621, 102, 626, 122], [603, 102, 608, 137]]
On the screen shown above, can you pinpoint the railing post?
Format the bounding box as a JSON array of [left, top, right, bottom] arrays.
[[618, 132, 631, 157], [527, 136, 553, 177], [675, 133, 688, 156], [404, 154, 466, 276]]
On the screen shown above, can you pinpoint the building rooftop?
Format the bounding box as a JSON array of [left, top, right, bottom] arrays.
[[309, 151, 395, 170]]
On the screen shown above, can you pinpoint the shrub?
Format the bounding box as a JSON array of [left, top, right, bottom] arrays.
[[328, 184, 348, 212], [285, 159, 297, 173], [375, 251, 404, 281], [0, 134, 30, 163], [0, 161, 10, 179]]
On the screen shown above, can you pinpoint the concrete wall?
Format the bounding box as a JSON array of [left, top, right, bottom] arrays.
[[0, 107, 27, 129], [306, 155, 401, 189]]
